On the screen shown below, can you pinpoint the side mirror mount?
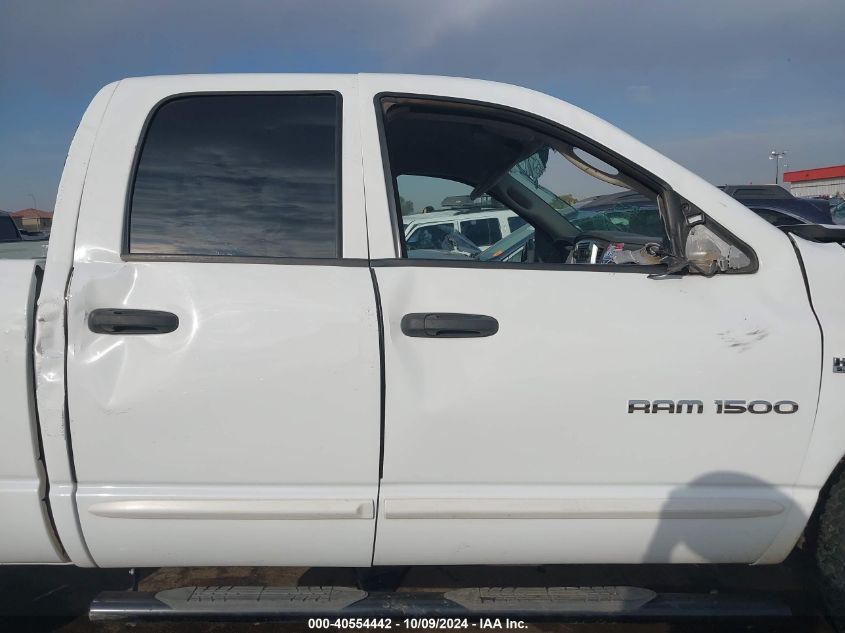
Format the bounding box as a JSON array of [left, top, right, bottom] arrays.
[[650, 192, 755, 279], [684, 224, 752, 275]]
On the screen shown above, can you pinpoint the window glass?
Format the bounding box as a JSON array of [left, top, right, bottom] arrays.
[[0, 215, 18, 241], [459, 217, 502, 246], [395, 176, 518, 257], [406, 223, 455, 250], [508, 216, 527, 232], [751, 208, 799, 227], [383, 99, 666, 267], [129, 94, 340, 258], [0, 213, 49, 260], [727, 186, 792, 200], [508, 151, 664, 239], [833, 201, 845, 225]]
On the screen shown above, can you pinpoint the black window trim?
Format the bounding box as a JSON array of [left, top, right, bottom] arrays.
[[374, 92, 677, 268], [370, 258, 667, 274], [121, 90, 347, 264]]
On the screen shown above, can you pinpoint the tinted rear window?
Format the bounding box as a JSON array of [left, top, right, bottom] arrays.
[[730, 186, 792, 200], [460, 217, 502, 245], [0, 215, 19, 241], [129, 93, 340, 258], [751, 208, 799, 227], [508, 216, 527, 232]]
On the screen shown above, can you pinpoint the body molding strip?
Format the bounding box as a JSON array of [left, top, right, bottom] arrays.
[[89, 499, 375, 520], [383, 498, 785, 520]]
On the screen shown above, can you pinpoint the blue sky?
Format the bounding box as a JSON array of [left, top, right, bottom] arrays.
[[1, 0, 843, 212]]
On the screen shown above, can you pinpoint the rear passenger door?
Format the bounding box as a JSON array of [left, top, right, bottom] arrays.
[[66, 78, 380, 566]]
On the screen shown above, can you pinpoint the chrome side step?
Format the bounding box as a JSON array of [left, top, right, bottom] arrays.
[[89, 584, 792, 621], [445, 586, 655, 612], [158, 586, 367, 612]]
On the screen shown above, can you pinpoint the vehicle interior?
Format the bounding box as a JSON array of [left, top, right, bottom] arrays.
[[380, 96, 670, 266]]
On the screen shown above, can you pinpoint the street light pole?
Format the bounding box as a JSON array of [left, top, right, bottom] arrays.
[[769, 150, 787, 184]]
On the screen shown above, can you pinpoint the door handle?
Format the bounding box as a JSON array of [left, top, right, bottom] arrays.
[[401, 313, 499, 338], [88, 309, 179, 335]]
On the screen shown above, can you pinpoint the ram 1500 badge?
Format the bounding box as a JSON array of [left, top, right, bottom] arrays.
[[628, 400, 800, 414]]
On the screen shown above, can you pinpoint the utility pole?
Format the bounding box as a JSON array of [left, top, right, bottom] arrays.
[[769, 151, 787, 185], [27, 193, 37, 209]]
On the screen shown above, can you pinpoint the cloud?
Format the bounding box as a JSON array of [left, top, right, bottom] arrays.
[[654, 110, 845, 185], [625, 85, 654, 105], [3, 0, 842, 90], [386, 0, 507, 54], [0, 0, 843, 210]]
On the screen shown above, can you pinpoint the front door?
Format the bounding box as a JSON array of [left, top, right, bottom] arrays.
[[361, 80, 820, 566], [66, 78, 380, 566]]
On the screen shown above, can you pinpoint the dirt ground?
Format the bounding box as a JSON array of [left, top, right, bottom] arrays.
[[0, 558, 835, 633]]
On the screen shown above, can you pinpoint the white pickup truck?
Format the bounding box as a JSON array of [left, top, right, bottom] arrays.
[[2, 73, 845, 610]]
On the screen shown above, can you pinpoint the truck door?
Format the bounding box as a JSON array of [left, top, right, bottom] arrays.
[[360, 77, 821, 566], [65, 77, 380, 566]]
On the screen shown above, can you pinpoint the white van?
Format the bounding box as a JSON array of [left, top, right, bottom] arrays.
[[403, 208, 526, 251]]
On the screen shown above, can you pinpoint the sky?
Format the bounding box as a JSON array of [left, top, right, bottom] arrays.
[[1, 0, 843, 212]]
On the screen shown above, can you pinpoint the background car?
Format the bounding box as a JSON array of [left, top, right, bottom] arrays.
[[571, 187, 834, 231], [0, 210, 49, 259], [572, 191, 668, 236], [405, 225, 482, 258], [719, 184, 832, 225], [404, 207, 525, 252], [832, 200, 845, 225]]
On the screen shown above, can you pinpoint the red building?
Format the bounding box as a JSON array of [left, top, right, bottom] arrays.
[[783, 164, 845, 198], [10, 208, 53, 233]]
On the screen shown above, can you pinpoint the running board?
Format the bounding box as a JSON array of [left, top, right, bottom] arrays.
[[89, 585, 792, 621]]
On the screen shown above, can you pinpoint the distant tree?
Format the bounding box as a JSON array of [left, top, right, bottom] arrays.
[[399, 196, 414, 215]]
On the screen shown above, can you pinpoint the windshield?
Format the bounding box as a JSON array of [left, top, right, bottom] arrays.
[[509, 149, 579, 217], [509, 147, 663, 239]]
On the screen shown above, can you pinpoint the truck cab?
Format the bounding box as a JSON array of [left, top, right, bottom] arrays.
[[1, 74, 844, 578]]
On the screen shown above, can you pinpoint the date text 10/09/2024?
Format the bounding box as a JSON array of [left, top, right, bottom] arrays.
[[308, 619, 528, 630]]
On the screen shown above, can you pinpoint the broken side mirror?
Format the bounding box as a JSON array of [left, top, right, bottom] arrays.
[[650, 193, 756, 279], [684, 224, 752, 275]]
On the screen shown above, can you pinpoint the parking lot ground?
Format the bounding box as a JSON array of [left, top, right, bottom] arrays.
[[0, 555, 835, 632]]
